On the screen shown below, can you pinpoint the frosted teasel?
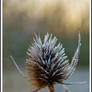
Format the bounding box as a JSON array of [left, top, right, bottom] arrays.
[[10, 33, 86, 92]]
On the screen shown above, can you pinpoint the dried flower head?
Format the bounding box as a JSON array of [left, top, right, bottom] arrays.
[[25, 33, 81, 92], [11, 33, 84, 92]]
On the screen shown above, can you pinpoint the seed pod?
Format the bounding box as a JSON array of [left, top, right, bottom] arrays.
[[25, 33, 81, 92], [10, 33, 82, 92]]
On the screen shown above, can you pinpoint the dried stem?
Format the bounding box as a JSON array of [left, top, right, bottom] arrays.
[[48, 85, 54, 92], [65, 88, 69, 92]]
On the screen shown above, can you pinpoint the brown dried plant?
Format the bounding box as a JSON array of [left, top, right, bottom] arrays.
[[10, 33, 86, 92]]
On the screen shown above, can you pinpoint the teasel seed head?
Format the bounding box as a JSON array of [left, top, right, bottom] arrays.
[[25, 33, 81, 92]]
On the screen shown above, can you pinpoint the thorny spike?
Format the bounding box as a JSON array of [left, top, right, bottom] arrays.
[[10, 56, 25, 77], [44, 33, 49, 44], [59, 81, 86, 85]]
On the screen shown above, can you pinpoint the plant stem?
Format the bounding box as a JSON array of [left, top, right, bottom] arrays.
[[49, 85, 54, 92]]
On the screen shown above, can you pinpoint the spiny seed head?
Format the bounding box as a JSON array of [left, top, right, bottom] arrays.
[[25, 33, 81, 91]]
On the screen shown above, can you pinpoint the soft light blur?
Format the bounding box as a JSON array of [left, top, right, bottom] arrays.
[[4, 0, 89, 92], [4, 0, 89, 34]]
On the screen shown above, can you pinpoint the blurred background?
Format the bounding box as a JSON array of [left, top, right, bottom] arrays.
[[3, 0, 90, 92]]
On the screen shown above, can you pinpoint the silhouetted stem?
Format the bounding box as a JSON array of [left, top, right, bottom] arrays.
[[49, 85, 54, 92]]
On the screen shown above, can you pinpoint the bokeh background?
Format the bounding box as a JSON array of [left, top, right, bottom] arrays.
[[3, 0, 90, 92]]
